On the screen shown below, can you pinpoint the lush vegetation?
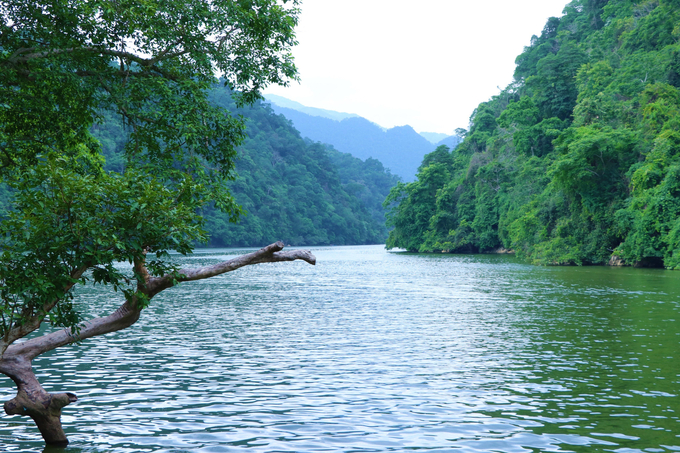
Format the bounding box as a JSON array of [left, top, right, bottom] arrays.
[[385, 0, 680, 269], [204, 91, 399, 246], [1, 0, 300, 344], [90, 89, 398, 247], [0, 0, 314, 446]]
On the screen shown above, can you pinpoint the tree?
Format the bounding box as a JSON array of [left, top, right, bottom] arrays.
[[0, 0, 314, 446], [382, 0, 680, 268]]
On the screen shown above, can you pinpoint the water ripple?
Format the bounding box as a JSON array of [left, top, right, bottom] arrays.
[[1, 245, 679, 452]]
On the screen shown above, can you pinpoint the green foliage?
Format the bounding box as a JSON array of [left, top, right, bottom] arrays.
[[1, 0, 299, 176], [200, 91, 398, 247], [88, 89, 397, 247], [0, 150, 206, 337], [384, 146, 453, 252], [527, 41, 587, 120], [327, 151, 400, 235], [386, 0, 680, 269], [0, 0, 300, 344]]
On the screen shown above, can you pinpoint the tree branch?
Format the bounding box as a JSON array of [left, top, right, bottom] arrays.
[[147, 241, 315, 296], [8, 47, 151, 66], [2, 242, 315, 360], [1, 264, 90, 355], [4, 299, 140, 362], [4, 46, 185, 82]]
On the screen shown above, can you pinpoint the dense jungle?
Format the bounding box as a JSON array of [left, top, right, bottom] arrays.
[[384, 0, 680, 269], [0, 90, 399, 248]]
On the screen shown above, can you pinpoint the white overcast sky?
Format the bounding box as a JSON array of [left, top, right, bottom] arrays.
[[263, 0, 570, 135]]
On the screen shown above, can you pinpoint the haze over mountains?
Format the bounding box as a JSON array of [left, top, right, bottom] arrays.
[[265, 94, 361, 122], [419, 132, 450, 144], [264, 96, 461, 181]]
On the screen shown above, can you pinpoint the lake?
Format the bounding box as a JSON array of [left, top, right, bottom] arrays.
[[1, 244, 679, 452]]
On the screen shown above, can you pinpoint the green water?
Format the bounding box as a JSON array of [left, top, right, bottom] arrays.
[[1, 245, 678, 452]]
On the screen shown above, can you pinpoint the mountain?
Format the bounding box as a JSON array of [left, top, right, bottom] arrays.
[[265, 104, 436, 182], [419, 132, 450, 144], [435, 135, 463, 150], [384, 0, 680, 269], [204, 91, 400, 247], [88, 89, 400, 247], [264, 94, 360, 122]]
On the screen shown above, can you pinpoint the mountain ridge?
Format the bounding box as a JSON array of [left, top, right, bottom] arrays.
[[89, 89, 400, 247], [263, 98, 461, 181], [383, 0, 680, 269], [264, 94, 361, 122]]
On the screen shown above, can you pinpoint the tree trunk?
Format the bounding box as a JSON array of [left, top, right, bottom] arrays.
[[1, 357, 77, 446]]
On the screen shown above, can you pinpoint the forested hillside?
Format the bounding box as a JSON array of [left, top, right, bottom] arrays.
[[203, 90, 399, 246], [385, 0, 680, 269], [91, 88, 399, 247]]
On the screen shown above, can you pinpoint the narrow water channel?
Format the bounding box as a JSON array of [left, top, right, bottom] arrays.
[[1, 245, 678, 452]]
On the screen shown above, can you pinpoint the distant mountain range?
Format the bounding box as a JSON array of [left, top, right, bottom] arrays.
[[265, 94, 361, 122], [264, 96, 461, 181], [419, 132, 450, 144]]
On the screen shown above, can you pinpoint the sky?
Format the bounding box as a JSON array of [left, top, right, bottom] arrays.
[[263, 0, 570, 135]]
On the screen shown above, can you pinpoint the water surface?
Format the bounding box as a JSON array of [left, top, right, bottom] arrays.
[[1, 245, 678, 452]]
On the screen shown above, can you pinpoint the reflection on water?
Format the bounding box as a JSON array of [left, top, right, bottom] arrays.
[[1, 245, 679, 452]]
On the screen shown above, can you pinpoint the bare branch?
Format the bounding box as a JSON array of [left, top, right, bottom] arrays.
[[147, 241, 315, 296], [2, 243, 315, 361], [4, 299, 140, 361]]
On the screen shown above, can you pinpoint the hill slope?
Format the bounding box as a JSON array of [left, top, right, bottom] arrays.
[[204, 90, 400, 246], [266, 104, 436, 181], [92, 89, 400, 247], [420, 132, 450, 144], [385, 0, 680, 269]]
